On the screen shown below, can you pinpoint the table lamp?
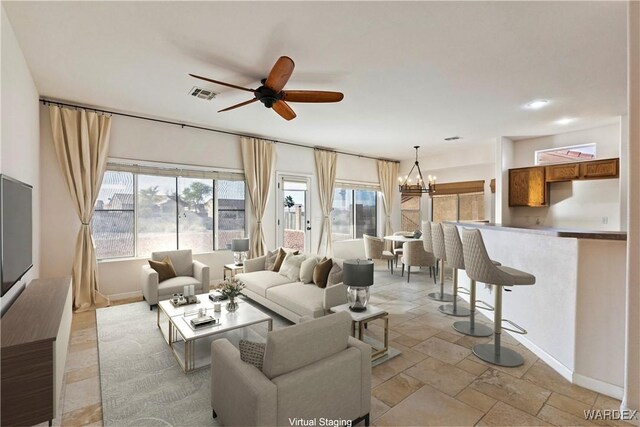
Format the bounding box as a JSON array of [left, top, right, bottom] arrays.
[[231, 238, 249, 266], [343, 259, 374, 312]]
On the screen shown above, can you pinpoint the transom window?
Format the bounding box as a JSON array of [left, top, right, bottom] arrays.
[[92, 166, 245, 259], [535, 143, 596, 165]]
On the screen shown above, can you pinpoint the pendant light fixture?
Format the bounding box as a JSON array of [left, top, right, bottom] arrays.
[[398, 146, 436, 195]]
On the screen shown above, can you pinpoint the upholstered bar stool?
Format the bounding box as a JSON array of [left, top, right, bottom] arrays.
[[439, 224, 471, 317], [443, 224, 494, 335], [421, 221, 437, 284], [462, 228, 535, 367], [428, 223, 454, 302]]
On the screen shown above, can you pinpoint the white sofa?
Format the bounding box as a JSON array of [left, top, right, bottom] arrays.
[[141, 249, 210, 309], [211, 311, 371, 426], [236, 253, 348, 323]]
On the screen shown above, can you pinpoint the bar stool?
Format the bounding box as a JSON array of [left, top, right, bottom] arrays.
[[442, 224, 494, 335], [439, 223, 471, 317], [427, 223, 454, 302], [462, 228, 535, 367], [421, 221, 437, 283]]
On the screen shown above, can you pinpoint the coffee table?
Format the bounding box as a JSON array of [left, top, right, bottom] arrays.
[[331, 303, 389, 361], [157, 294, 272, 372]]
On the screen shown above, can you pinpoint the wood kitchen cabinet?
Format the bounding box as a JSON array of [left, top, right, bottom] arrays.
[[545, 163, 581, 182], [579, 158, 619, 179], [509, 166, 548, 207]]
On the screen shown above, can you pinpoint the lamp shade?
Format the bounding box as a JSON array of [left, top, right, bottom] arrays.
[[231, 238, 249, 252], [343, 259, 374, 287]]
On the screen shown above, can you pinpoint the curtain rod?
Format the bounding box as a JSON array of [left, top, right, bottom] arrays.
[[40, 98, 400, 164]]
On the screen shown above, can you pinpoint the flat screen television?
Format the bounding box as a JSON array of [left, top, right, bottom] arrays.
[[0, 174, 33, 297]]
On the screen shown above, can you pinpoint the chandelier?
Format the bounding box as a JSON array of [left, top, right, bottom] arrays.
[[398, 146, 436, 195]]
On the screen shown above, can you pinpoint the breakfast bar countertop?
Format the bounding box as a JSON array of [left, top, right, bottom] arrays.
[[447, 221, 627, 241]]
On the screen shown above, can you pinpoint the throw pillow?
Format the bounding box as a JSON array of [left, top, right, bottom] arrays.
[[239, 339, 265, 371], [327, 262, 343, 286], [272, 248, 287, 272], [279, 253, 307, 282], [313, 257, 333, 288], [264, 249, 278, 271], [148, 256, 177, 282], [299, 257, 318, 284]]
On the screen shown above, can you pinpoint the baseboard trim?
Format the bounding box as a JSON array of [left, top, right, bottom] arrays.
[[108, 290, 142, 301], [458, 291, 625, 399], [510, 333, 574, 382], [573, 373, 624, 400]]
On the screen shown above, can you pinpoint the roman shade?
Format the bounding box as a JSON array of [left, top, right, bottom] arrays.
[[106, 161, 244, 181]]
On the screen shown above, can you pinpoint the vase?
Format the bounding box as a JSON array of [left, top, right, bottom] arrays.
[[226, 297, 239, 312]]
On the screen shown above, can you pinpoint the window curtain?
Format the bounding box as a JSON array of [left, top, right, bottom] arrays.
[[314, 149, 337, 256], [377, 160, 399, 250], [241, 137, 275, 257], [49, 106, 112, 311]]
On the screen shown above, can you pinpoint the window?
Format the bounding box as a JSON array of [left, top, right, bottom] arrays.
[[535, 143, 596, 165], [401, 194, 421, 232], [331, 188, 377, 241], [93, 166, 245, 259], [92, 171, 135, 259], [432, 192, 484, 223], [217, 180, 246, 250]]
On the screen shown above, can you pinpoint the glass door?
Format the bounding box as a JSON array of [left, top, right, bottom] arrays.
[[277, 175, 311, 252]]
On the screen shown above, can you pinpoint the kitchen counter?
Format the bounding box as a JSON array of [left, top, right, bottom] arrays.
[[446, 221, 627, 241], [448, 222, 626, 399]]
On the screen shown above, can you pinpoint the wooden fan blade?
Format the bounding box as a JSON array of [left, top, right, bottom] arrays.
[[189, 74, 255, 93], [282, 90, 344, 103], [264, 56, 295, 92], [218, 99, 257, 113], [271, 100, 296, 121]]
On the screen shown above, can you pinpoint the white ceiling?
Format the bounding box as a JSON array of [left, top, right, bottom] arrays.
[[3, 1, 628, 160]]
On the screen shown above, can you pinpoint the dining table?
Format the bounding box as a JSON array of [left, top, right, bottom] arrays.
[[382, 234, 420, 274]]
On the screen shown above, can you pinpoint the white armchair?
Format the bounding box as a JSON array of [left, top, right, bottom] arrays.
[[211, 311, 371, 426], [401, 240, 436, 283], [141, 249, 210, 309]]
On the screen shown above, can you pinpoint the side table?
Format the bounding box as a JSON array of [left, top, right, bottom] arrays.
[[331, 303, 389, 361], [223, 263, 244, 279]]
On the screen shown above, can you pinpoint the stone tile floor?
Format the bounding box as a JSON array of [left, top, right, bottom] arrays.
[[46, 262, 628, 426]]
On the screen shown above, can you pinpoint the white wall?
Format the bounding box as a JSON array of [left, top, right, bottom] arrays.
[[509, 123, 623, 230], [39, 107, 387, 299], [398, 141, 496, 222], [0, 7, 40, 313], [623, 0, 639, 414]]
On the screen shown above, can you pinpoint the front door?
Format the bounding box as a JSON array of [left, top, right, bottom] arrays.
[[277, 175, 311, 252]]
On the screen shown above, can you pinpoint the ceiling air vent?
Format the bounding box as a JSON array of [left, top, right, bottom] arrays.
[[444, 136, 462, 141], [189, 86, 217, 101]]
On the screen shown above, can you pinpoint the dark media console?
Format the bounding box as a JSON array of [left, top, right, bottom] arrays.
[[1, 276, 72, 426]]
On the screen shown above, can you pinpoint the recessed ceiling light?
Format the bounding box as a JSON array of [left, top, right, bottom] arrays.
[[524, 99, 550, 110], [555, 117, 575, 125]]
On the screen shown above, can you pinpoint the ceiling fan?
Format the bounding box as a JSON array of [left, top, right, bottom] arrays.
[[189, 56, 344, 121]]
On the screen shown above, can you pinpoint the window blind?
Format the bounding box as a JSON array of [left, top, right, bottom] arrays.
[[106, 161, 244, 181], [335, 180, 380, 191]]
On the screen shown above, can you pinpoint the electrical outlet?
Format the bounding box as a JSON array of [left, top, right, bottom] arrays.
[[602, 216, 609, 224]]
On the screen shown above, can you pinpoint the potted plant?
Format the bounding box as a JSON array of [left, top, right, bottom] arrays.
[[215, 277, 245, 312]]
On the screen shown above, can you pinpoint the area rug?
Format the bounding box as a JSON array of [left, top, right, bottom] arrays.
[[97, 299, 399, 426]]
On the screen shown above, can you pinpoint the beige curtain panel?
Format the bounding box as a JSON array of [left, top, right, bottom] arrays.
[[377, 160, 399, 250], [49, 106, 112, 311], [314, 149, 337, 256], [241, 137, 276, 257]]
